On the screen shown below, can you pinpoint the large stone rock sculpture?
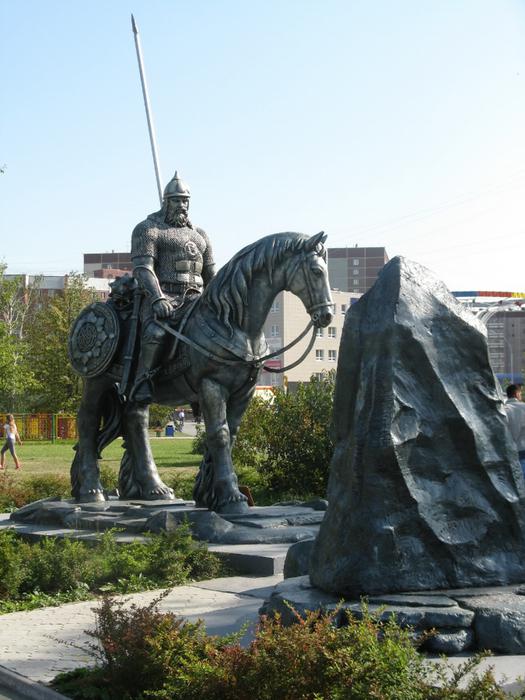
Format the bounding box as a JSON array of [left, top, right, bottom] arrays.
[[310, 256, 525, 596]]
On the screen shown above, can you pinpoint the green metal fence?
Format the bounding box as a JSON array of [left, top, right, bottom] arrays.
[[0, 414, 77, 441]]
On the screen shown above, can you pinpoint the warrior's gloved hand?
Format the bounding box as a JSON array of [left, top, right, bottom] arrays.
[[152, 298, 173, 319]]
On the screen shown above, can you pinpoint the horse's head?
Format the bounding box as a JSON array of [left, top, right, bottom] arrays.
[[286, 232, 334, 327]]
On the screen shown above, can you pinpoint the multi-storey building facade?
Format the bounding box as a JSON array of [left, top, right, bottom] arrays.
[[328, 246, 389, 294], [486, 311, 525, 383], [5, 274, 111, 301], [83, 252, 132, 277], [259, 290, 360, 389]]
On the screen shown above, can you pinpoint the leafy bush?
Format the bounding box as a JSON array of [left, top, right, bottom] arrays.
[[0, 472, 71, 511], [0, 526, 223, 613], [51, 599, 519, 700], [0, 468, 121, 512], [162, 471, 196, 500], [149, 403, 175, 429]]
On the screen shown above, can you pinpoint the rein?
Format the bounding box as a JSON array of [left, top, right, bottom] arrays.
[[154, 316, 316, 373]]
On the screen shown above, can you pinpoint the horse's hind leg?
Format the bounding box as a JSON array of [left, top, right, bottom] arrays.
[[71, 378, 107, 502]]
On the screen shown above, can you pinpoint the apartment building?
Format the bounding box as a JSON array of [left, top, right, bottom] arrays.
[[83, 252, 132, 278], [328, 246, 389, 294], [5, 274, 111, 301], [259, 290, 360, 389], [486, 311, 525, 383]]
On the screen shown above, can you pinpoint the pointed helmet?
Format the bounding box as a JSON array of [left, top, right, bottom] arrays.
[[163, 171, 191, 199]]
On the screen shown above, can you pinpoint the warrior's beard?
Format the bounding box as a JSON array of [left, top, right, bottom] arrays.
[[165, 208, 192, 228]]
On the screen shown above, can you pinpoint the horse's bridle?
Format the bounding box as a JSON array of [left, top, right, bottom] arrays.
[[285, 248, 334, 323]]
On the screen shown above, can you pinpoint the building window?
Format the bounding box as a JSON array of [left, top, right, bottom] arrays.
[[353, 269, 359, 275], [341, 304, 347, 314], [316, 328, 324, 338], [352, 279, 359, 286], [328, 327, 336, 339], [353, 259, 360, 266], [270, 300, 280, 312], [315, 349, 324, 361], [314, 372, 325, 381], [271, 325, 279, 337], [329, 349, 337, 362]]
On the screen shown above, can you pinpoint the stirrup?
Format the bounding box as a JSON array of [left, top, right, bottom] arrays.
[[129, 370, 157, 403]]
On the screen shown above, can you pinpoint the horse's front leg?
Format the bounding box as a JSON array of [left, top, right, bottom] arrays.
[[197, 377, 248, 513], [119, 401, 174, 500]]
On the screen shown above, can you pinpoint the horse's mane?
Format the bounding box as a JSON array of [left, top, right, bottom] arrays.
[[202, 232, 310, 333]]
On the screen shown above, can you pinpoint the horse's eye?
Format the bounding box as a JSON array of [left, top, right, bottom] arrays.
[[311, 267, 323, 276]]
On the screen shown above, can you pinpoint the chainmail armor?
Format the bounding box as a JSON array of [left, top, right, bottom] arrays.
[[131, 213, 215, 295]]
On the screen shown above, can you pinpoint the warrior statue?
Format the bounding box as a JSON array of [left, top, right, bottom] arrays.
[[69, 170, 334, 507], [130, 171, 215, 403]]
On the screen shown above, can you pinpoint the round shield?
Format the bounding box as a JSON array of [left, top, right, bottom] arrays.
[[69, 302, 120, 378]]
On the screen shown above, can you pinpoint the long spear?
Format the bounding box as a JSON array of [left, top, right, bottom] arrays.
[[131, 13, 163, 206]]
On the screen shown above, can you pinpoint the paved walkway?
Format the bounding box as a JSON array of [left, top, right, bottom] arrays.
[[0, 576, 281, 689]]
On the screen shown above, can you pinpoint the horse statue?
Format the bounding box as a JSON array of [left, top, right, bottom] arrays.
[[70, 231, 333, 513]]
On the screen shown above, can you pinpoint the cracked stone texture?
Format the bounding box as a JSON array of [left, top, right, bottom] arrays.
[[452, 592, 525, 653], [310, 256, 525, 597]]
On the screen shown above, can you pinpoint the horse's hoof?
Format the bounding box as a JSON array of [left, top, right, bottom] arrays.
[[143, 484, 175, 501], [77, 489, 106, 503], [216, 497, 249, 514]]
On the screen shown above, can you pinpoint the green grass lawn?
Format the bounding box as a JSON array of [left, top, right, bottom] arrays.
[[9, 434, 201, 480]]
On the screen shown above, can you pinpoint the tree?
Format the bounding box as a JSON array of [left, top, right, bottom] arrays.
[[0, 264, 39, 410], [26, 273, 99, 413]]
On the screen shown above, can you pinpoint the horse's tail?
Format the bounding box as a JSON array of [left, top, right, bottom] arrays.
[[71, 384, 124, 499]]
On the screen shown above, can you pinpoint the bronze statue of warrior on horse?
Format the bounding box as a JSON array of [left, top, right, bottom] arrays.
[[69, 172, 334, 513]]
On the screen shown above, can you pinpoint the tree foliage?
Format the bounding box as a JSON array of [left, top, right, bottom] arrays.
[[25, 273, 98, 413], [0, 264, 39, 410]]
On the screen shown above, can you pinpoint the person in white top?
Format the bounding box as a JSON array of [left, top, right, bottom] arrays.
[[505, 384, 525, 475], [0, 413, 22, 470]]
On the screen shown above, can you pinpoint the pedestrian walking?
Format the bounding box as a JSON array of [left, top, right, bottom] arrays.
[[0, 413, 22, 470], [505, 384, 525, 476]]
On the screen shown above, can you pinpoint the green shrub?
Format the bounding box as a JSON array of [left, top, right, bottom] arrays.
[[0, 472, 71, 511], [162, 471, 196, 500], [98, 464, 119, 492], [0, 529, 26, 598], [0, 526, 223, 613], [149, 403, 175, 429], [51, 600, 520, 700], [0, 468, 118, 513]]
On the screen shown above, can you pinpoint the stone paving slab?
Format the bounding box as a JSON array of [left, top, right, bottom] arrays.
[[9, 500, 324, 549], [0, 577, 281, 685]]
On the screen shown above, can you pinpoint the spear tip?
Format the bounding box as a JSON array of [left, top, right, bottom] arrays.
[[131, 13, 138, 34]]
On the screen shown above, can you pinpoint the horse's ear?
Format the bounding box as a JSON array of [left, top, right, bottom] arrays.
[[307, 231, 326, 251]]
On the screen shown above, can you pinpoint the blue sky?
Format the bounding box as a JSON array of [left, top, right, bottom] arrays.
[[2, 0, 525, 292]]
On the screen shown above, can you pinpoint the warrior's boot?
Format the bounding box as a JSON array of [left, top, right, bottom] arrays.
[[130, 339, 163, 403]]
